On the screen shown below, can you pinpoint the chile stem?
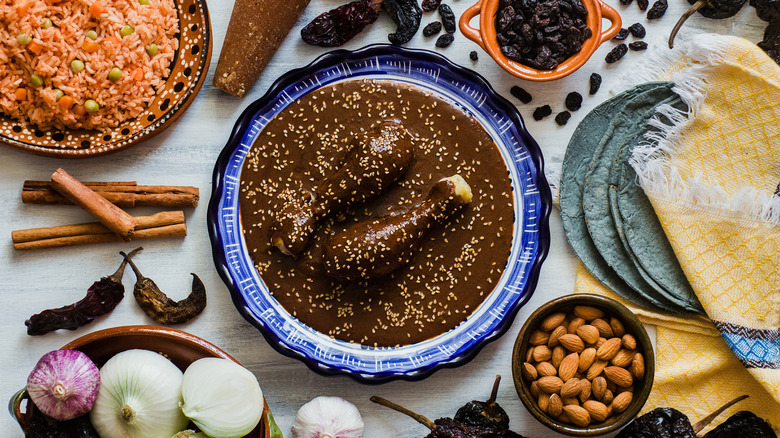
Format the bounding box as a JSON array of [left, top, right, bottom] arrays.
[[691, 394, 749, 433], [487, 375, 501, 405], [112, 247, 142, 281], [370, 396, 435, 430], [668, 0, 706, 48]]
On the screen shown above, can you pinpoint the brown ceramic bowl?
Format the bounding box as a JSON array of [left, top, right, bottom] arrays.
[[511, 294, 654, 436], [0, 0, 212, 158], [11, 325, 272, 438], [459, 0, 621, 81]]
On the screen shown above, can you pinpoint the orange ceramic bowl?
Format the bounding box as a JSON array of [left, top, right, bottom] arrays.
[[459, 0, 621, 81]]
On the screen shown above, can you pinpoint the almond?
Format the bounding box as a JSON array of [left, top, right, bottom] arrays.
[[610, 317, 626, 337], [631, 352, 645, 380], [551, 345, 566, 369], [541, 312, 567, 331], [576, 325, 600, 344], [548, 393, 563, 417], [558, 334, 585, 353], [596, 337, 608, 348], [560, 378, 581, 398], [578, 347, 596, 372], [563, 405, 591, 427], [578, 378, 591, 402], [537, 376, 564, 394], [611, 348, 636, 367], [592, 376, 607, 400], [567, 317, 585, 335], [622, 334, 637, 350], [558, 352, 579, 381], [529, 329, 550, 346], [604, 366, 633, 387], [602, 389, 614, 405], [538, 392, 550, 413], [562, 397, 580, 406], [612, 391, 633, 413], [533, 345, 552, 362], [526, 346, 535, 363], [536, 361, 557, 377], [583, 400, 609, 422], [591, 318, 614, 337], [573, 305, 604, 321], [596, 337, 622, 361], [522, 362, 538, 381], [530, 380, 540, 398], [586, 359, 608, 380], [548, 325, 567, 348]]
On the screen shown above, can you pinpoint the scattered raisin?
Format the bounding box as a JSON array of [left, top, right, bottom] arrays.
[[647, 0, 668, 18], [589, 73, 602, 95], [439, 4, 456, 33], [469, 50, 479, 60], [423, 21, 442, 36], [555, 111, 572, 126], [435, 33, 454, 47], [628, 23, 646, 38], [629, 41, 648, 50], [533, 105, 552, 121], [383, 0, 423, 45], [510, 85, 533, 104], [613, 28, 630, 41], [605, 43, 628, 63], [620, 0, 633, 5], [421, 0, 442, 12], [301, 0, 382, 47], [565, 92, 583, 111], [637, 0, 649, 8]]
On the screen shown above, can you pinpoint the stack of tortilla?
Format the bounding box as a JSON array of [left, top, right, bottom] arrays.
[[560, 82, 704, 315]]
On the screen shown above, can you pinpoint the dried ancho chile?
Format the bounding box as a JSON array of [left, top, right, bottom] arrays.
[[758, 23, 780, 65], [439, 4, 456, 33], [752, 0, 780, 21], [301, 0, 383, 47], [25, 248, 139, 335], [606, 43, 628, 63], [613, 28, 630, 40], [703, 411, 776, 438], [383, 0, 423, 45], [533, 105, 552, 120], [589, 72, 602, 94], [436, 33, 454, 47], [423, 21, 443, 36], [122, 250, 207, 325], [668, 0, 747, 47], [629, 22, 646, 37], [555, 111, 572, 125], [629, 41, 648, 50], [495, 0, 593, 70], [454, 376, 510, 430], [28, 407, 99, 438], [647, 0, 668, 19], [421, 0, 442, 11], [510, 85, 533, 104], [470, 50, 479, 60], [565, 91, 582, 111]]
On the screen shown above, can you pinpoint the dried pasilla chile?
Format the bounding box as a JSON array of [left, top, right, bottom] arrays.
[[751, 0, 780, 21], [647, 0, 668, 18], [301, 0, 383, 47], [703, 411, 776, 438], [25, 248, 139, 335], [122, 251, 206, 324], [454, 376, 510, 430], [758, 22, 780, 64], [423, 21, 443, 36], [383, 0, 422, 45], [605, 43, 628, 63], [439, 4, 456, 33], [421, 0, 442, 11], [668, 0, 747, 47]]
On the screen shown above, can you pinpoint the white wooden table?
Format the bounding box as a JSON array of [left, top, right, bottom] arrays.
[[0, 1, 766, 436]]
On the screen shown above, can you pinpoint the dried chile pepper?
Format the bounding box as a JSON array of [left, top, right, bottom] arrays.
[[751, 0, 780, 21], [301, 0, 383, 47], [28, 408, 100, 438], [605, 43, 628, 63], [668, 0, 747, 47], [454, 376, 510, 430], [25, 248, 140, 336], [647, 0, 668, 18], [421, 0, 442, 11], [383, 0, 423, 45], [589, 72, 602, 95], [439, 4, 456, 33], [423, 21, 443, 36], [122, 251, 207, 325], [703, 411, 776, 438], [758, 22, 780, 64]]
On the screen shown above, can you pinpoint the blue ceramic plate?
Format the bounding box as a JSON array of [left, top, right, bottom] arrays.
[[208, 44, 551, 383]]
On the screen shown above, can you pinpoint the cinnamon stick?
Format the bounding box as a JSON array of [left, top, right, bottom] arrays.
[[49, 169, 139, 239], [12, 211, 187, 250], [22, 181, 199, 208]]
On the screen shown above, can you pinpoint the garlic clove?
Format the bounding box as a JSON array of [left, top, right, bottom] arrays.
[[26, 350, 100, 421], [291, 396, 364, 438]]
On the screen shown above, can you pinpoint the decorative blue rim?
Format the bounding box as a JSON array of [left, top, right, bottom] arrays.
[[207, 44, 551, 383]]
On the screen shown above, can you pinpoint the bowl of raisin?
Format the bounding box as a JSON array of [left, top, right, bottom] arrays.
[[460, 0, 622, 81]]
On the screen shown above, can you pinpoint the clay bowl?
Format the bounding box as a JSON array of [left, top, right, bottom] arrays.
[[511, 294, 654, 436], [459, 0, 621, 81], [0, 0, 212, 158], [10, 326, 272, 437]]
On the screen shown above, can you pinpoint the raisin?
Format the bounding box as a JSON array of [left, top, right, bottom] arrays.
[[439, 4, 457, 33], [628, 22, 646, 37], [589, 72, 602, 95], [555, 111, 572, 126], [647, 0, 668, 18], [637, 0, 649, 9], [384, 0, 423, 45], [423, 21, 442, 36], [470, 50, 479, 60], [510, 85, 533, 104], [421, 0, 442, 11], [565, 92, 583, 111], [533, 105, 552, 120], [612, 28, 629, 40], [605, 43, 628, 63], [620, 0, 633, 5], [629, 41, 648, 50], [301, 0, 382, 47], [435, 33, 454, 47]]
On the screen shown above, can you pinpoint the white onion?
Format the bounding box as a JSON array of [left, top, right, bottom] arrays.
[[90, 349, 188, 438]]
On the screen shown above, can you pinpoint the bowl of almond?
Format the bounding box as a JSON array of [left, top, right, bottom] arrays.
[[511, 294, 654, 436]]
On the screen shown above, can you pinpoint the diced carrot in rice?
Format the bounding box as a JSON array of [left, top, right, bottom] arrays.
[[81, 41, 101, 53], [16, 1, 31, 16], [133, 68, 144, 81], [58, 96, 75, 109], [15, 88, 27, 100], [73, 103, 87, 115], [89, 1, 105, 16], [27, 41, 43, 55]]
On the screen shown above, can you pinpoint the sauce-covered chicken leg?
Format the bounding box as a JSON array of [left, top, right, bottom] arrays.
[[323, 175, 473, 281], [269, 120, 414, 256]]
